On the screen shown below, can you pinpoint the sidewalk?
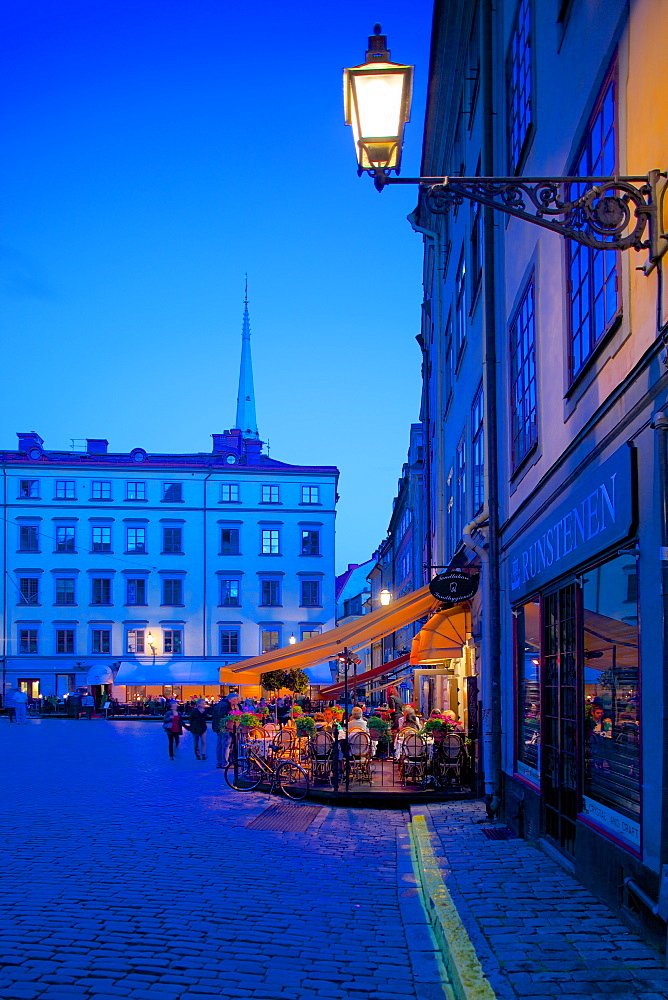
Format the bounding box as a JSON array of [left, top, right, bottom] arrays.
[[412, 801, 668, 1000]]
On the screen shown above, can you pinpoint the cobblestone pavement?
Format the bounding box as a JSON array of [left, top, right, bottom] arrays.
[[0, 719, 449, 1000], [416, 801, 668, 1000]]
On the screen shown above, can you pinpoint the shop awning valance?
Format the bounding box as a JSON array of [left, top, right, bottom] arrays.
[[410, 604, 470, 665], [115, 661, 261, 686], [231, 584, 439, 675], [318, 652, 411, 700]]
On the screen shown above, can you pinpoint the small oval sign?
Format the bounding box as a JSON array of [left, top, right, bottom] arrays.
[[429, 570, 479, 605]]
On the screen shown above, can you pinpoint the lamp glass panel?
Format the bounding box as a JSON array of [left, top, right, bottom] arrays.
[[355, 71, 404, 141]]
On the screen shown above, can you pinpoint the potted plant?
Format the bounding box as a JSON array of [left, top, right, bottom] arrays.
[[292, 705, 303, 718], [238, 712, 261, 730], [367, 716, 390, 741], [422, 718, 449, 740], [219, 714, 241, 733], [295, 715, 316, 739]]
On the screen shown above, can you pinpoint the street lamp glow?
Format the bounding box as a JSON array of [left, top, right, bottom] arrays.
[[289, 634, 297, 645], [344, 25, 413, 175], [379, 589, 392, 606]]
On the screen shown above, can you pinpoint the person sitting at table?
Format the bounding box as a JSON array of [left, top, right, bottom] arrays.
[[348, 706, 368, 732], [442, 709, 464, 731], [400, 706, 420, 731], [313, 712, 327, 730]]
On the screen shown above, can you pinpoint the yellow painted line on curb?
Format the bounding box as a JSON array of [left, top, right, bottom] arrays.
[[410, 814, 498, 1000]]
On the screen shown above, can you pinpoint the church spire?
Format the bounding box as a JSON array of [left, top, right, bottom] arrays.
[[234, 276, 259, 440]]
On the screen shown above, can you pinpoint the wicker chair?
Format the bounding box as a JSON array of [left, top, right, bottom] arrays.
[[348, 730, 372, 784], [309, 731, 335, 783], [433, 732, 464, 786], [399, 733, 428, 786]]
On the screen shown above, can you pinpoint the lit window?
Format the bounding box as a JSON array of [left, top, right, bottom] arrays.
[[301, 530, 320, 556], [220, 629, 239, 654], [91, 578, 112, 605], [92, 629, 111, 654], [126, 629, 145, 653], [164, 629, 182, 654], [220, 579, 240, 606], [261, 485, 280, 503], [300, 580, 321, 607], [92, 526, 111, 552], [302, 486, 319, 504], [19, 525, 39, 552], [126, 579, 147, 605], [19, 629, 38, 654], [162, 579, 183, 605], [509, 278, 537, 467], [260, 579, 281, 606], [91, 481, 112, 500], [471, 382, 484, 514], [55, 481, 76, 499], [221, 483, 239, 502], [127, 482, 146, 501], [55, 578, 76, 605], [162, 527, 182, 553], [301, 629, 320, 641], [127, 527, 146, 553], [507, 0, 532, 173], [261, 529, 280, 555], [162, 482, 182, 501], [55, 526, 76, 552], [220, 528, 240, 555], [19, 479, 39, 498], [261, 629, 280, 653], [56, 629, 75, 654], [18, 578, 39, 605]]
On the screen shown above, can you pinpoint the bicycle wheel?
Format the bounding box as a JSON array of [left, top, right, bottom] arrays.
[[224, 756, 264, 791], [276, 760, 309, 801]]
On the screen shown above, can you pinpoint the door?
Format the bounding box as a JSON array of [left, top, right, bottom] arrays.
[[542, 584, 578, 855]]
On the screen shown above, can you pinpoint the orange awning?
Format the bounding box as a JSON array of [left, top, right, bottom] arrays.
[[410, 604, 470, 665], [231, 584, 439, 675], [318, 653, 410, 700]]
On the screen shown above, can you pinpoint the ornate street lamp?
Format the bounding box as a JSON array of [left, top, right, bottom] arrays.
[[344, 29, 667, 273], [379, 589, 392, 606], [344, 25, 413, 176]]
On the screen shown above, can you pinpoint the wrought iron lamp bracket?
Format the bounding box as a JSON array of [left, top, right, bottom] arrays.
[[372, 168, 668, 273]]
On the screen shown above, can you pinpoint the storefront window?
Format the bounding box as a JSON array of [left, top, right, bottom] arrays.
[[582, 554, 640, 828], [515, 599, 541, 783]]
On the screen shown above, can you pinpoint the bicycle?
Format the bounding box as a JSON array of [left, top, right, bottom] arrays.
[[224, 743, 309, 801]]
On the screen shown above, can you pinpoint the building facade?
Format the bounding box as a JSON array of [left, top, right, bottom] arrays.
[[412, 0, 668, 945], [1, 299, 338, 703]]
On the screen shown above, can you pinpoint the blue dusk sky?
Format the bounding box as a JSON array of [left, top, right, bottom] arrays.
[[2, 1, 432, 574]]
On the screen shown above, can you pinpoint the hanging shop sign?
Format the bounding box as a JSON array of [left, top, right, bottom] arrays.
[[507, 446, 637, 603], [429, 570, 479, 605]]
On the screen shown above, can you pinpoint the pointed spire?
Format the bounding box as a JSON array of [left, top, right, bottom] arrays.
[[235, 276, 259, 440]]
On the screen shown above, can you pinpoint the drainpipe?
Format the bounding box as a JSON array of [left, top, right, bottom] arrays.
[[202, 472, 213, 675], [655, 411, 668, 873], [2, 468, 6, 706]]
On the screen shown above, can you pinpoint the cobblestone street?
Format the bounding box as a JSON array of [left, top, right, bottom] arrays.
[[0, 720, 449, 1000]]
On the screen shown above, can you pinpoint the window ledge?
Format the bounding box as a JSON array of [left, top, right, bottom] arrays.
[[218, 500, 242, 504], [219, 552, 241, 557], [299, 503, 322, 507], [124, 551, 147, 556], [124, 498, 148, 502], [218, 605, 242, 609], [123, 604, 148, 608], [17, 551, 41, 555], [160, 499, 184, 503], [564, 313, 623, 401], [53, 551, 77, 555], [17, 497, 41, 501], [300, 605, 323, 609], [259, 605, 283, 609], [259, 553, 282, 557], [161, 551, 184, 556], [89, 498, 113, 503], [54, 498, 78, 502], [299, 553, 322, 558], [160, 604, 185, 608], [90, 550, 113, 555], [259, 502, 283, 505], [17, 603, 41, 607]]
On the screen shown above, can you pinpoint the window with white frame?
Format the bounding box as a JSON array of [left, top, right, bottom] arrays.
[[220, 579, 240, 606], [162, 482, 182, 502], [92, 629, 111, 654], [220, 629, 240, 654], [55, 578, 76, 605], [91, 481, 112, 500], [510, 277, 537, 467], [56, 629, 75, 654], [19, 525, 39, 552], [220, 483, 240, 502], [260, 579, 281, 606], [261, 529, 280, 555], [301, 486, 319, 504], [19, 479, 39, 498], [126, 629, 145, 653], [127, 527, 146, 553], [300, 580, 321, 607], [301, 530, 320, 556], [55, 480, 76, 499], [91, 526, 111, 552], [55, 526, 76, 552], [472, 381, 484, 514], [126, 578, 147, 605], [261, 485, 279, 503], [163, 629, 183, 654], [19, 629, 38, 653], [507, 0, 532, 173], [18, 577, 39, 605], [162, 527, 182, 553], [91, 578, 112, 605], [220, 528, 240, 555], [127, 481, 146, 501], [162, 578, 183, 605], [261, 629, 280, 653]]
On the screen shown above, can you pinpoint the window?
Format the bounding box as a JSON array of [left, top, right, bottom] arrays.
[[220, 528, 240, 555], [470, 198, 483, 300], [162, 527, 182, 553], [515, 599, 541, 782], [300, 580, 321, 607], [301, 530, 320, 556], [91, 481, 112, 500], [260, 579, 281, 606], [220, 629, 239, 654], [451, 94, 465, 176], [446, 466, 455, 560], [127, 629, 145, 654], [507, 0, 532, 173], [126, 578, 147, 605], [162, 578, 183, 605], [162, 482, 182, 502], [55, 480, 75, 499], [19, 525, 39, 552], [92, 629, 111, 654], [220, 483, 239, 502], [302, 486, 319, 504], [471, 382, 484, 514], [568, 77, 618, 379], [261, 629, 280, 653], [261, 529, 280, 555], [466, 5, 480, 131], [509, 278, 537, 467], [398, 510, 411, 539], [127, 527, 146, 553], [398, 549, 411, 581], [301, 629, 321, 641], [19, 629, 38, 654], [55, 578, 76, 605], [455, 251, 466, 365], [92, 526, 111, 552], [127, 482, 146, 501], [261, 485, 279, 503], [55, 526, 76, 552], [18, 578, 39, 605], [164, 629, 183, 654], [19, 479, 39, 498], [19, 677, 40, 697], [56, 629, 75, 654], [444, 317, 454, 409], [91, 578, 112, 605], [456, 433, 466, 540], [220, 579, 240, 606]]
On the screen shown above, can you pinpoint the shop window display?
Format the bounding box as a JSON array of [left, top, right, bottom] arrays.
[[515, 598, 541, 782]]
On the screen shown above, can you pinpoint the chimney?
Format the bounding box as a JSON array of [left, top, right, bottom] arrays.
[[86, 439, 108, 454], [212, 430, 242, 454], [17, 432, 44, 453]]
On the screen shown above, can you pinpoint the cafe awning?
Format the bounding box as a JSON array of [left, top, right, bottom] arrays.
[[231, 584, 439, 675], [318, 652, 411, 700], [115, 661, 261, 686], [410, 604, 470, 665]]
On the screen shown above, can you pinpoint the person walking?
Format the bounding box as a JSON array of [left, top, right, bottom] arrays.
[[213, 692, 241, 768], [5, 688, 16, 723], [189, 699, 209, 760], [163, 701, 185, 759], [13, 688, 29, 725], [81, 692, 95, 720]]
